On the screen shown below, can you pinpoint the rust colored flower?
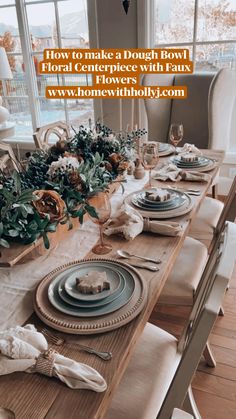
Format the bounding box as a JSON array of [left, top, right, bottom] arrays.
[[33, 190, 65, 221]]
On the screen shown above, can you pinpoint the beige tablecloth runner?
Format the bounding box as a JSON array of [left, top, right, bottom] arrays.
[[0, 174, 149, 331]]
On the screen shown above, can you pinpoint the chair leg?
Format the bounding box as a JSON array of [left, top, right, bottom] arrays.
[[212, 184, 218, 199], [219, 306, 225, 316], [203, 341, 216, 368], [183, 386, 202, 419]]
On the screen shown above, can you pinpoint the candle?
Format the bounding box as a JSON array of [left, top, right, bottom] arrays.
[[119, 99, 123, 131], [131, 98, 134, 130]]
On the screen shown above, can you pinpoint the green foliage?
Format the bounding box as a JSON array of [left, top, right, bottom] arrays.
[[0, 123, 146, 250]]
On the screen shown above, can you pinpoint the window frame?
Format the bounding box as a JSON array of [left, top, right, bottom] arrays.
[[141, 0, 236, 66], [0, 0, 92, 141]]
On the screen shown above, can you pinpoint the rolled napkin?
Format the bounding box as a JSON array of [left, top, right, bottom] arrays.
[[104, 203, 181, 239], [152, 163, 211, 183], [0, 324, 107, 392], [143, 218, 182, 237], [179, 143, 202, 155]]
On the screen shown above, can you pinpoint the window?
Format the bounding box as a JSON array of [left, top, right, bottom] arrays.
[[0, 0, 93, 138], [153, 0, 236, 71]]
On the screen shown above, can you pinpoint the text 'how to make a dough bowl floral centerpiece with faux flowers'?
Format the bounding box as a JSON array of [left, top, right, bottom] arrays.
[[0, 123, 146, 265]]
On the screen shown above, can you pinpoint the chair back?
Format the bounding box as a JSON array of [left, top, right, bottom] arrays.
[[170, 72, 215, 149], [143, 69, 236, 151], [159, 221, 236, 419], [142, 74, 174, 141], [33, 121, 71, 150], [208, 69, 236, 149], [0, 142, 19, 173], [209, 176, 236, 254]]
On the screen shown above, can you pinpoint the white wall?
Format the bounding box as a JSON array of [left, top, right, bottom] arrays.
[[88, 0, 139, 131]]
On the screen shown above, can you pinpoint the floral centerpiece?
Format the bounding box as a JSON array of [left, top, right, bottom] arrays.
[[0, 123, 146, 251]]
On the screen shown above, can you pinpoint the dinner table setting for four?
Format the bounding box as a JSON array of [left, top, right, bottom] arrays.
[[0, 140, 224, 419]]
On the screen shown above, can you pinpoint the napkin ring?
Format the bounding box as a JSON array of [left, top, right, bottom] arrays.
[[35, 348, 57, 377]]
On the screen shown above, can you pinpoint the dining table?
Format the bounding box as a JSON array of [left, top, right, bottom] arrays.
[[0, 149, 224, 419]]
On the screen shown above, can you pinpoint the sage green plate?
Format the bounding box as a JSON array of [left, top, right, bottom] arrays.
[[48, 262, 135, 317], [58, 270, 126, 308]]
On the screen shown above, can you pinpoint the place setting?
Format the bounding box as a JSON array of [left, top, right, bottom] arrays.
[[124, 186, 194, 220], [34, 257, 148, 335]]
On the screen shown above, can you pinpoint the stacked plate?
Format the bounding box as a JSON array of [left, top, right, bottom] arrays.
[[157, 142, 175, 157], [34, 259, 147, 334], [125, 188, 194, 219], [131, 189, 187, 212], [169, 155, 216, 172]]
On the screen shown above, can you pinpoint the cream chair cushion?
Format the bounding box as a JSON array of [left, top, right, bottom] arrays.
[[158, 237, 208, 305], [189, 197, 224, 242], [172, 408, 193, 419], [105, 322, 180, 419]]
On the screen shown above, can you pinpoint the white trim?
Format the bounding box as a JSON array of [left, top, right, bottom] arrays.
[[137, 0, 153, 49], [87, 0, 103, 123], [15, 0, 41, 130]]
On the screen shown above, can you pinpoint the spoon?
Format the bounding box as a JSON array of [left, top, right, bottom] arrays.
[[0, 408, 15, 419], [117, 249, 161, 264], [128, 262, 159, 272]]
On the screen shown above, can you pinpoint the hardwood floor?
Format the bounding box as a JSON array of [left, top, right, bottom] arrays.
[[149, 262, 236, 419]]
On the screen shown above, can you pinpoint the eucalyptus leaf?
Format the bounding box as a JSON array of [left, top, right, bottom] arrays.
[[0, 238, 10, 248]]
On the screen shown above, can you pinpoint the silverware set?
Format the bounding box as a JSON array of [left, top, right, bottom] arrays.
[[116, 249, 160, 271], [41, 328, 112, 361]]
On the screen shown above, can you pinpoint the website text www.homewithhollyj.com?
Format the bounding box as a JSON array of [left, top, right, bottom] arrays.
[[40, 48, 193, 100]]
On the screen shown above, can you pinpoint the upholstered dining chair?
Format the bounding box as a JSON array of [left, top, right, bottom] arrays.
[[190, 176, 236, 249], [33, 121, 71, 150], [157, 177, 236, 366], [143, 68, 236, 199], [104, 222, 236, 419]]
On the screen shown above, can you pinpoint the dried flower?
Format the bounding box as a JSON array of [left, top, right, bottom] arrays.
[[47, 156, 80, 180], [33, 190, 65, 221]]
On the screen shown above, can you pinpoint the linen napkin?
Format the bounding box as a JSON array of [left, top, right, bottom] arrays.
[[152, 163, 211, 183], [143, 218, 182, 237], [179, 143, 202, 155], [104, 204, 181, 239], [0, 324, 107, 392]]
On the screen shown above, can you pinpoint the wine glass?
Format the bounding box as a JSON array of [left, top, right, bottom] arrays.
[[142, 142, 159, 187], [169, 123, 184, 154], [87, 192, 112, 255]]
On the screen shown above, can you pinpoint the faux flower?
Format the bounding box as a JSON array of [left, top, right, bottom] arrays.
[[47, 156, 80, 180], [33, 190, 65, 221]]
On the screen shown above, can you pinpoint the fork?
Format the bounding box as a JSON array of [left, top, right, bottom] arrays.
[[41, 328, 112, 361]]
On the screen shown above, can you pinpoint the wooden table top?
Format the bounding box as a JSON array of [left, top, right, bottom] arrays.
[[0, 150, 224, 419]]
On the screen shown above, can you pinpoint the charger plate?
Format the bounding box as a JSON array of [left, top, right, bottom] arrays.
[[34, 258, 147, 334], [125, 188, 194, 219]]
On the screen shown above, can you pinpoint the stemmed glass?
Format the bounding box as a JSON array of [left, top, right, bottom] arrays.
[[169, 123, 184, 154], [87, 192, 112, 255], [142, 142, 159, 187]]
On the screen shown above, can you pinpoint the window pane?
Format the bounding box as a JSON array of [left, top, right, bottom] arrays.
[[39, 98, 66, 125], [195, 43, 236, 71], [154, 0, 195, 45], [197, 0, 236, 42], [67, 99, 94, 129], [4, 97, 33, 136], [0, 1, 15, 5], [26, 2, 58, 49], [0, 54, 28, 96], [0, 6, 21, 52], [58, 0, 89, 48]]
